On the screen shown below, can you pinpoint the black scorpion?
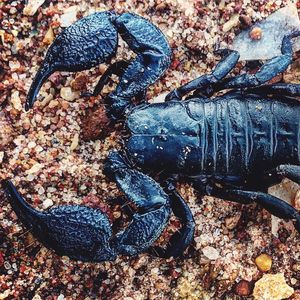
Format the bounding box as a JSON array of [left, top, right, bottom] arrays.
[[3, 11, 300, 262]]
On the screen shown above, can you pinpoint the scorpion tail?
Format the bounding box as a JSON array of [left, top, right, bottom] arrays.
[[25, 63, 55, 111]]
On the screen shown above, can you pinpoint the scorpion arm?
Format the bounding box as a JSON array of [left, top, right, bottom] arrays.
[[105, 13, 171, 119], [104, 151, 172, 256], [148, 181, 195, 258], [210, 187, 300, 233], [2, 166, 173, 262], [165, 49, 240, 101]]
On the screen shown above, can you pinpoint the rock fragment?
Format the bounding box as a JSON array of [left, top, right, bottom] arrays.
[[253, 273, 294, 300], [23, 0, 45, 16], [81, 105, 112, 141], [255, 254, 272, 272]]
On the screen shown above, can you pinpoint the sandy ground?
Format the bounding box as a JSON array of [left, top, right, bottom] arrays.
[[1, 0, 300, 299]]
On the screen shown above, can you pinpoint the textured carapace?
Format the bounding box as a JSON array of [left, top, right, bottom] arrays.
[[5, 11, 300, 263]]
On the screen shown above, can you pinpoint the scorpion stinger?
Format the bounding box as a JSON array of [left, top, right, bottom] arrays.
[[25, 11, 171, 120]]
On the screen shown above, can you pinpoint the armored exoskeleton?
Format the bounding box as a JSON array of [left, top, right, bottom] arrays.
[[4, 11, 300, 262]]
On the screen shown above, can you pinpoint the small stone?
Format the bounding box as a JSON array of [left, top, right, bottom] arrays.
[[0, 290, 11, 299], [26, 163, 43, 174], [239, 15, 252, 28], [48, 99, 59, 108], [11, 90, 22, 111], [9, 60, 20, 72], [223, 14, 240, 32], [42, 27, 54, 45], [152, 92, 168, 103], [255, 253, 272, 272], [0, 116, 15, 150], [156, 3, 167, 11], [43, 199, 53, 209], [70, 133, 79, 151], [81, 105, 112, 141], [23, 0, 45, 16], [71, 73, 89, 91], [28, 141, 36, 149], [202, 246, 220, 260], [224, 212, 241, 230], [60, 6, 78, 27], [234, 280, 252, 297], [60, 87, 77, 101], [249, 27, 262, 40], [295, 189, 300, 210], [0, 152, 4, 163], [253, 273, 294, 300]]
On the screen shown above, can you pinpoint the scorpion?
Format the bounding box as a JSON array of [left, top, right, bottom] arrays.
[[3, 11, 300, 262]]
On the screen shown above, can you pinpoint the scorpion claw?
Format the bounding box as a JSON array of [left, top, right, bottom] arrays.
[[3, 180, 117, 262], [26, 11, 118, 109]]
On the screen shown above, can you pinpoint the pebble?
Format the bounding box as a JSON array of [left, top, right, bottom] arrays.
[[255, 253, 272, 272], [295, 190, 300, 210], [253, 273, 294, 300], [23, 0, 45, 16], [9, 61, 20, 72], [11, 90, 22, 111], [60, 6, 78, 27], [0, 152, 4, 164], [43, 27, 55, 45], [71, 74, 89, 91], [26, 163, 43, 174], [70, 133, 79, 150], [43, 199, 54, 209], [234, 280, 252, 297], [249, 27, 262, 40], [202, 246, 220, 260], [224, 212, 241, 230], [28, 141, 36, 149], [60, 87, 77, 101], [223, 14, 240, 32]]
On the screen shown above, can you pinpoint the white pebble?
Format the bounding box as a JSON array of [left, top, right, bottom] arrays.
[[202, 246, 220, 260], [43, 198, 53, 209], [60, 87, 76, 101]]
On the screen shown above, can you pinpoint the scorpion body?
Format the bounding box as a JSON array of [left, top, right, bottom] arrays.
[[4, 11, 300, 262], [126, 92, 300, 183]]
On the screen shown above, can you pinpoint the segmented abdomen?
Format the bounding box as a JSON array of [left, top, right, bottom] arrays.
[[187, 93, 300, 175]]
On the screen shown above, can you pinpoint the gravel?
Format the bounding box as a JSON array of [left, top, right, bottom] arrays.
[[0, 0, 300, 299]]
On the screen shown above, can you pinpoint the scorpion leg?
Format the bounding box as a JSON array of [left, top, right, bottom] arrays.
[[210, 187, 300, 232], [106, 13, 171, 119], [165, 49, 240, 101], [148, 181, 195, 258], [273, 165, 300, 185], [104, 151, 172, 256], [247, 83, 300, 98], [213, 31, 300, 92], [25, 11, 118, 110]]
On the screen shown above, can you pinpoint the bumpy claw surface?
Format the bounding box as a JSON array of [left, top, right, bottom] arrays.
[[3, 180, 116, 262], [26, 11, 118, 110], [3, 179, 173, 262]]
